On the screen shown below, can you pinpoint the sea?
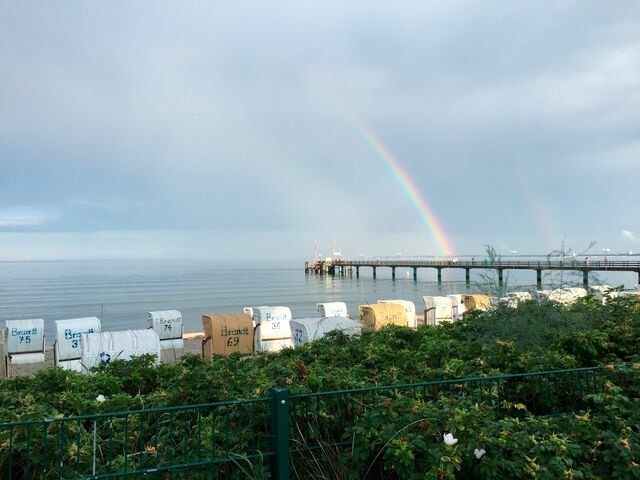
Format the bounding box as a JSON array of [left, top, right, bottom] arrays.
[[1, 258, 637, 344]]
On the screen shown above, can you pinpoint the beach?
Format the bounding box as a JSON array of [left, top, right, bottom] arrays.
[[1, 331, 206, 379], [1, 258, 634, 379]]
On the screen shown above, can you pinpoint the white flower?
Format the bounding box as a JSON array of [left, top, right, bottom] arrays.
[[443, 433, 458, 446], [96, 394, 106, 403], [474, 448, 486, 459]]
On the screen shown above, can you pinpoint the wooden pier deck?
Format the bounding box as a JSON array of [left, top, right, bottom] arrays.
[[305, 257, 640, 288]]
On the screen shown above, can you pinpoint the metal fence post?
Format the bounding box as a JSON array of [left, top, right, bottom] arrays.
[[270, 387, 290, 480]]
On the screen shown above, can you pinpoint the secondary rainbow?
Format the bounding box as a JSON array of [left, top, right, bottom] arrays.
[[340, 108, 455, 256]]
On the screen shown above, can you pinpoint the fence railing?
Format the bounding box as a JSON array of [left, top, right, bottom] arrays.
[[0, 366, 603, 480]]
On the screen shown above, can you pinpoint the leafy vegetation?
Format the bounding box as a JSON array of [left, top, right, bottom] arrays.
[[1, 295, 640, 479]]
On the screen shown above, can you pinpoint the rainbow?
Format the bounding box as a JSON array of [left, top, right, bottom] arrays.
[[339, 107, 455, 256]]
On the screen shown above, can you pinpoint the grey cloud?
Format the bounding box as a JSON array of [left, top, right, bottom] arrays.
[[0, 1, 639, 257], [0, 207, 58, 229]]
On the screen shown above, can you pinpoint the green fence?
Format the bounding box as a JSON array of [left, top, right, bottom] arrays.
[[0, 367, 603, 480]]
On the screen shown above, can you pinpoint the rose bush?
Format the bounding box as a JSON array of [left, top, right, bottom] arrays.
[[0, 295, 639, 478]]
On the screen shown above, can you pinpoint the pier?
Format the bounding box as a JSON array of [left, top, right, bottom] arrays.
[[304, 257, 640, 288]]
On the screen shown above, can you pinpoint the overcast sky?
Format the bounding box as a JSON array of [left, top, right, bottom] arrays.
[[1, 1, 639, 261]]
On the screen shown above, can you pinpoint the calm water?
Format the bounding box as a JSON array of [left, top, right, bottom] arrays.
[[0, 259, 636, 343]]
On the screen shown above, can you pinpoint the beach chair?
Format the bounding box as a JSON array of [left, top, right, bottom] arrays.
[[80, 329, 161, 373], [54, 317, 101, 371], [317, 302, 349, 318], [290, 317, 361, 346], [378, 299, 417, 328], [254, 314, 293, 352], [146, 310, 184, 362], [2, 319, 46, 377], [202, 313, 254, 358]]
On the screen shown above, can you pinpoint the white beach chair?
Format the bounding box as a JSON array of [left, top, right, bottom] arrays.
[[146, 310, 184, 362], [80, 329, 161, 373], [54, 317, 101, 371], [2, 319, 46, 377]]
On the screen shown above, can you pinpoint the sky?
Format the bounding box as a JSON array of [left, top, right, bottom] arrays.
[[1, 1, 639, 261]]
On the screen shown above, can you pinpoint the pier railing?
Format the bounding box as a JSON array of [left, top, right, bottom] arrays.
[[0, 367, 605, 479], [332, 258, 640, 271], [306, 257, 640, 285]]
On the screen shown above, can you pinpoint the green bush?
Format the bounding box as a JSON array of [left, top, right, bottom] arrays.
[[1, 297, 640, 479]]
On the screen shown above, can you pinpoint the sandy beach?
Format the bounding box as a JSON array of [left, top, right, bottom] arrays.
[[2, 315, 425, 378], [1, 331, 207, 379]]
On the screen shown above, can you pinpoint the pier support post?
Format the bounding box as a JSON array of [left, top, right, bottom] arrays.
[[341, 266, 345, 277], [498, 269, 503, 286], [356, 266, 359, 278], [536, 270, 542, 289], [583, 270, 589, 288], [413, 267, 418, 281], [437, 268, 442, 284], [392, 267, 396, 280], [465, 268, 470, 285], [373, 267, 377, 279]]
